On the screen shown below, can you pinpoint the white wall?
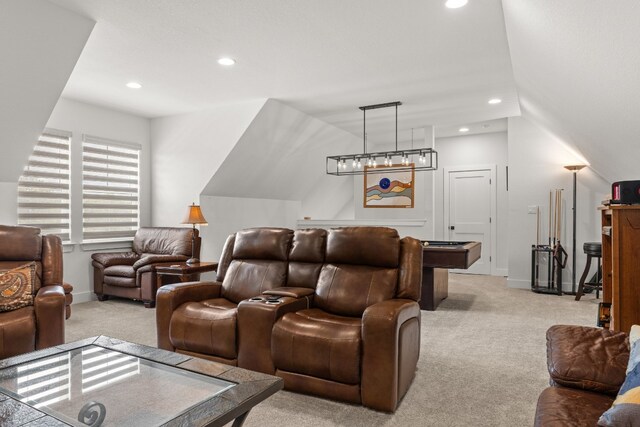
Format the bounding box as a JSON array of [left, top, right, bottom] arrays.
[[0, 182, 17, 225], [197, 99, 360, 258], [45, 98, 151, 302], [199, 196, 301, 264], [434, 131, 509, 275], [151, 100, 267, 227], [0, 0, 93, 181], [507, 116, 609, 290]]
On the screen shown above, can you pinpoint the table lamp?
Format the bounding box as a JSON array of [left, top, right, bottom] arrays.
[[181, 203, 208, 264]]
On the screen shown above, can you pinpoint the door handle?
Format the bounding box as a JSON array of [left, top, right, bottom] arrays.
[[449, 226, 455, 230]]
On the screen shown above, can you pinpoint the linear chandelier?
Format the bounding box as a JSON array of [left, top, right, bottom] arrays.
[[326, 101, 438, 176]]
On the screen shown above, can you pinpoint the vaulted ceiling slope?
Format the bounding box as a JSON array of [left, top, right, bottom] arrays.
[[47, 0, 519, 145], [502, 0, 640, 182], [0, 0, 93, 182]]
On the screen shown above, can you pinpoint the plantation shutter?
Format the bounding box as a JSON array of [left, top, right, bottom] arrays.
[[82, 135, 140, 241], [18, 130, 71, 242]]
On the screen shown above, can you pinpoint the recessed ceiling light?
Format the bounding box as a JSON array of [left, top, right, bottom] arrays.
[[445, 0, 468, 9], [488, 98, 502, 105], [217, 57, 236, 66], [459, 127, 469, 133], [126, 82, 142, 89]]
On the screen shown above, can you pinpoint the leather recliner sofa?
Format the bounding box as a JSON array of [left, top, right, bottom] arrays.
[[92, 227, 200, 308], [157, 227, 423, 412], [534, 325, 630, 426], [0, 225, 68, 358]]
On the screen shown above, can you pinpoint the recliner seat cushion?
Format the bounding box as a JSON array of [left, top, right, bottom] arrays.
[[272, 308, 362, 384], [104, 265, 136, 278], [103, 276, 136, 288], [170, 298, 238, 359]]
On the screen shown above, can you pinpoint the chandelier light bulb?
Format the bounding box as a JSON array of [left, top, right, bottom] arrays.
[[373, 159, 377, 167], [357, 160, 362, 169], [352, 160, 357, 168]]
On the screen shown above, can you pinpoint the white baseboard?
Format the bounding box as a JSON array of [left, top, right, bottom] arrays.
[[507, 278, 530, 289], [494, 268, 508, 277], [71, 291, 97, 304]]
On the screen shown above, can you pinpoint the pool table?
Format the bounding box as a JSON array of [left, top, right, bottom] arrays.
[[419, 240, 482, 310]]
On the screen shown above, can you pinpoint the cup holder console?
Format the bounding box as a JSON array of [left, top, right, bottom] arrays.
[[247, 296, 282, 304]]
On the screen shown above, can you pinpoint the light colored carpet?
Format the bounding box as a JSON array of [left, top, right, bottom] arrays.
[[66, 274, 598, 426]]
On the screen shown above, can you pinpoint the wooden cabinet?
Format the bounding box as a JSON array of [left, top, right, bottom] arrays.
[[601, 205, 640, 333]]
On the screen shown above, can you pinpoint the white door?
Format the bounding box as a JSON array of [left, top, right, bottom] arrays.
[[446, 169, 492, 275]]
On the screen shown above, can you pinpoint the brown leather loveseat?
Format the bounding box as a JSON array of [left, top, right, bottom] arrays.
[[0, 225, 67, 358], [92, 227, 200, 308], [157, 227, 423, 412], [534, 325, 630, 426]]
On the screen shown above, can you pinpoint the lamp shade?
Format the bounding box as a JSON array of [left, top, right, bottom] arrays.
[[564, 164, 587, 172], [181, 204, 208, 225]]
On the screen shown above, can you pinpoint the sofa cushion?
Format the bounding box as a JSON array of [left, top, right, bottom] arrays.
[[0, 263, 36, 312], [0, 225, 42, 261], [221, 260, 287, 304], [169, 298, 238, 359], [547, 325, 629, 395], [325, 227, 399, 268], [91, 252, 139, 267], [0, 306, 36, 359], [133, 227, 194, 257], [104, 265, 136, 278], [272, 308, 362, 385], [315, 264, 397, 317], [289, 229, 326, 263], [534, 387, 613, 427], [103, 276, 136, 288], [232, 228, 293, 261]]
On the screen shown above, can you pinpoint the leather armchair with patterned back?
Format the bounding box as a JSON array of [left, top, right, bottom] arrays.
[[0, 225, 67, 359], [156, 227, 423, 412], [92, 227, 200, 308]]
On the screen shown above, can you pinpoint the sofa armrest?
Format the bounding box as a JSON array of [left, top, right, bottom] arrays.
[[361, 299, 421, 412], [133, 255, 188, 270], [91, 252, 139, 267], [263, 287, 315, 298], [34, 285, 65, 350], [547, 325, 629, 396], [237, 295, 311, 374], [156, 281, 222, 351]]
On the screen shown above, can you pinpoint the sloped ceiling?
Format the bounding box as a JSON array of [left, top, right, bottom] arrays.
[[0, 0, 94, 182], [47, 0, 518, 146], [502, 0, 640, 182]]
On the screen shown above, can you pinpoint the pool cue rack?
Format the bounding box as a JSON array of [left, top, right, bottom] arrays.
[[531, 189, 568, 295]]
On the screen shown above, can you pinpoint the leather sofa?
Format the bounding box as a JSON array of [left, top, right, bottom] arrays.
[[0, 225, 68, 358], [534, 325, 630, 426], [92, 227, 200, 308], [157, 227, 423, 412]]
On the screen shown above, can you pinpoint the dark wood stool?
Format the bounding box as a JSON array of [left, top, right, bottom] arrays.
[[575, 242, 602, 301]]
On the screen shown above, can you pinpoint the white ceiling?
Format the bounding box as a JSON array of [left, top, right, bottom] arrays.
[[502, 0, 640, 182], [48, 0, 520, 144]]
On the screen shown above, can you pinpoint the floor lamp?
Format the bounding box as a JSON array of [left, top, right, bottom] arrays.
[[564, 164, 586, 294]]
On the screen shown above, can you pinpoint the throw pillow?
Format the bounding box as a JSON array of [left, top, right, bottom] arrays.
[[0, 263, 36, 312], [598, 326, 640, 426], [628, 325, 640, 375]]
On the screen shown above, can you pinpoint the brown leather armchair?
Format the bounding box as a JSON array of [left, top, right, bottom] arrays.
[[92, 227, 200, 308], [0, 225, 67, 359], [156, 227, 423, 412], [534, 325, 630, 426]]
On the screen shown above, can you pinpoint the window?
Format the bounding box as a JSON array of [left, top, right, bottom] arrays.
[[82, 135, 140, 242], [17, 130, 71, 242]]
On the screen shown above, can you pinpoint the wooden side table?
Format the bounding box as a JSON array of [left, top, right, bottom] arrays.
[[155, 261, 218, 288]]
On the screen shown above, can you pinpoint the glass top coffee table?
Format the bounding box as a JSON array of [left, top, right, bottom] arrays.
[[0, 336, 283, 426]]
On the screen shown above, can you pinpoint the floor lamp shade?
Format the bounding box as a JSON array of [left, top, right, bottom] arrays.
[[181, 203, 207, 264]]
